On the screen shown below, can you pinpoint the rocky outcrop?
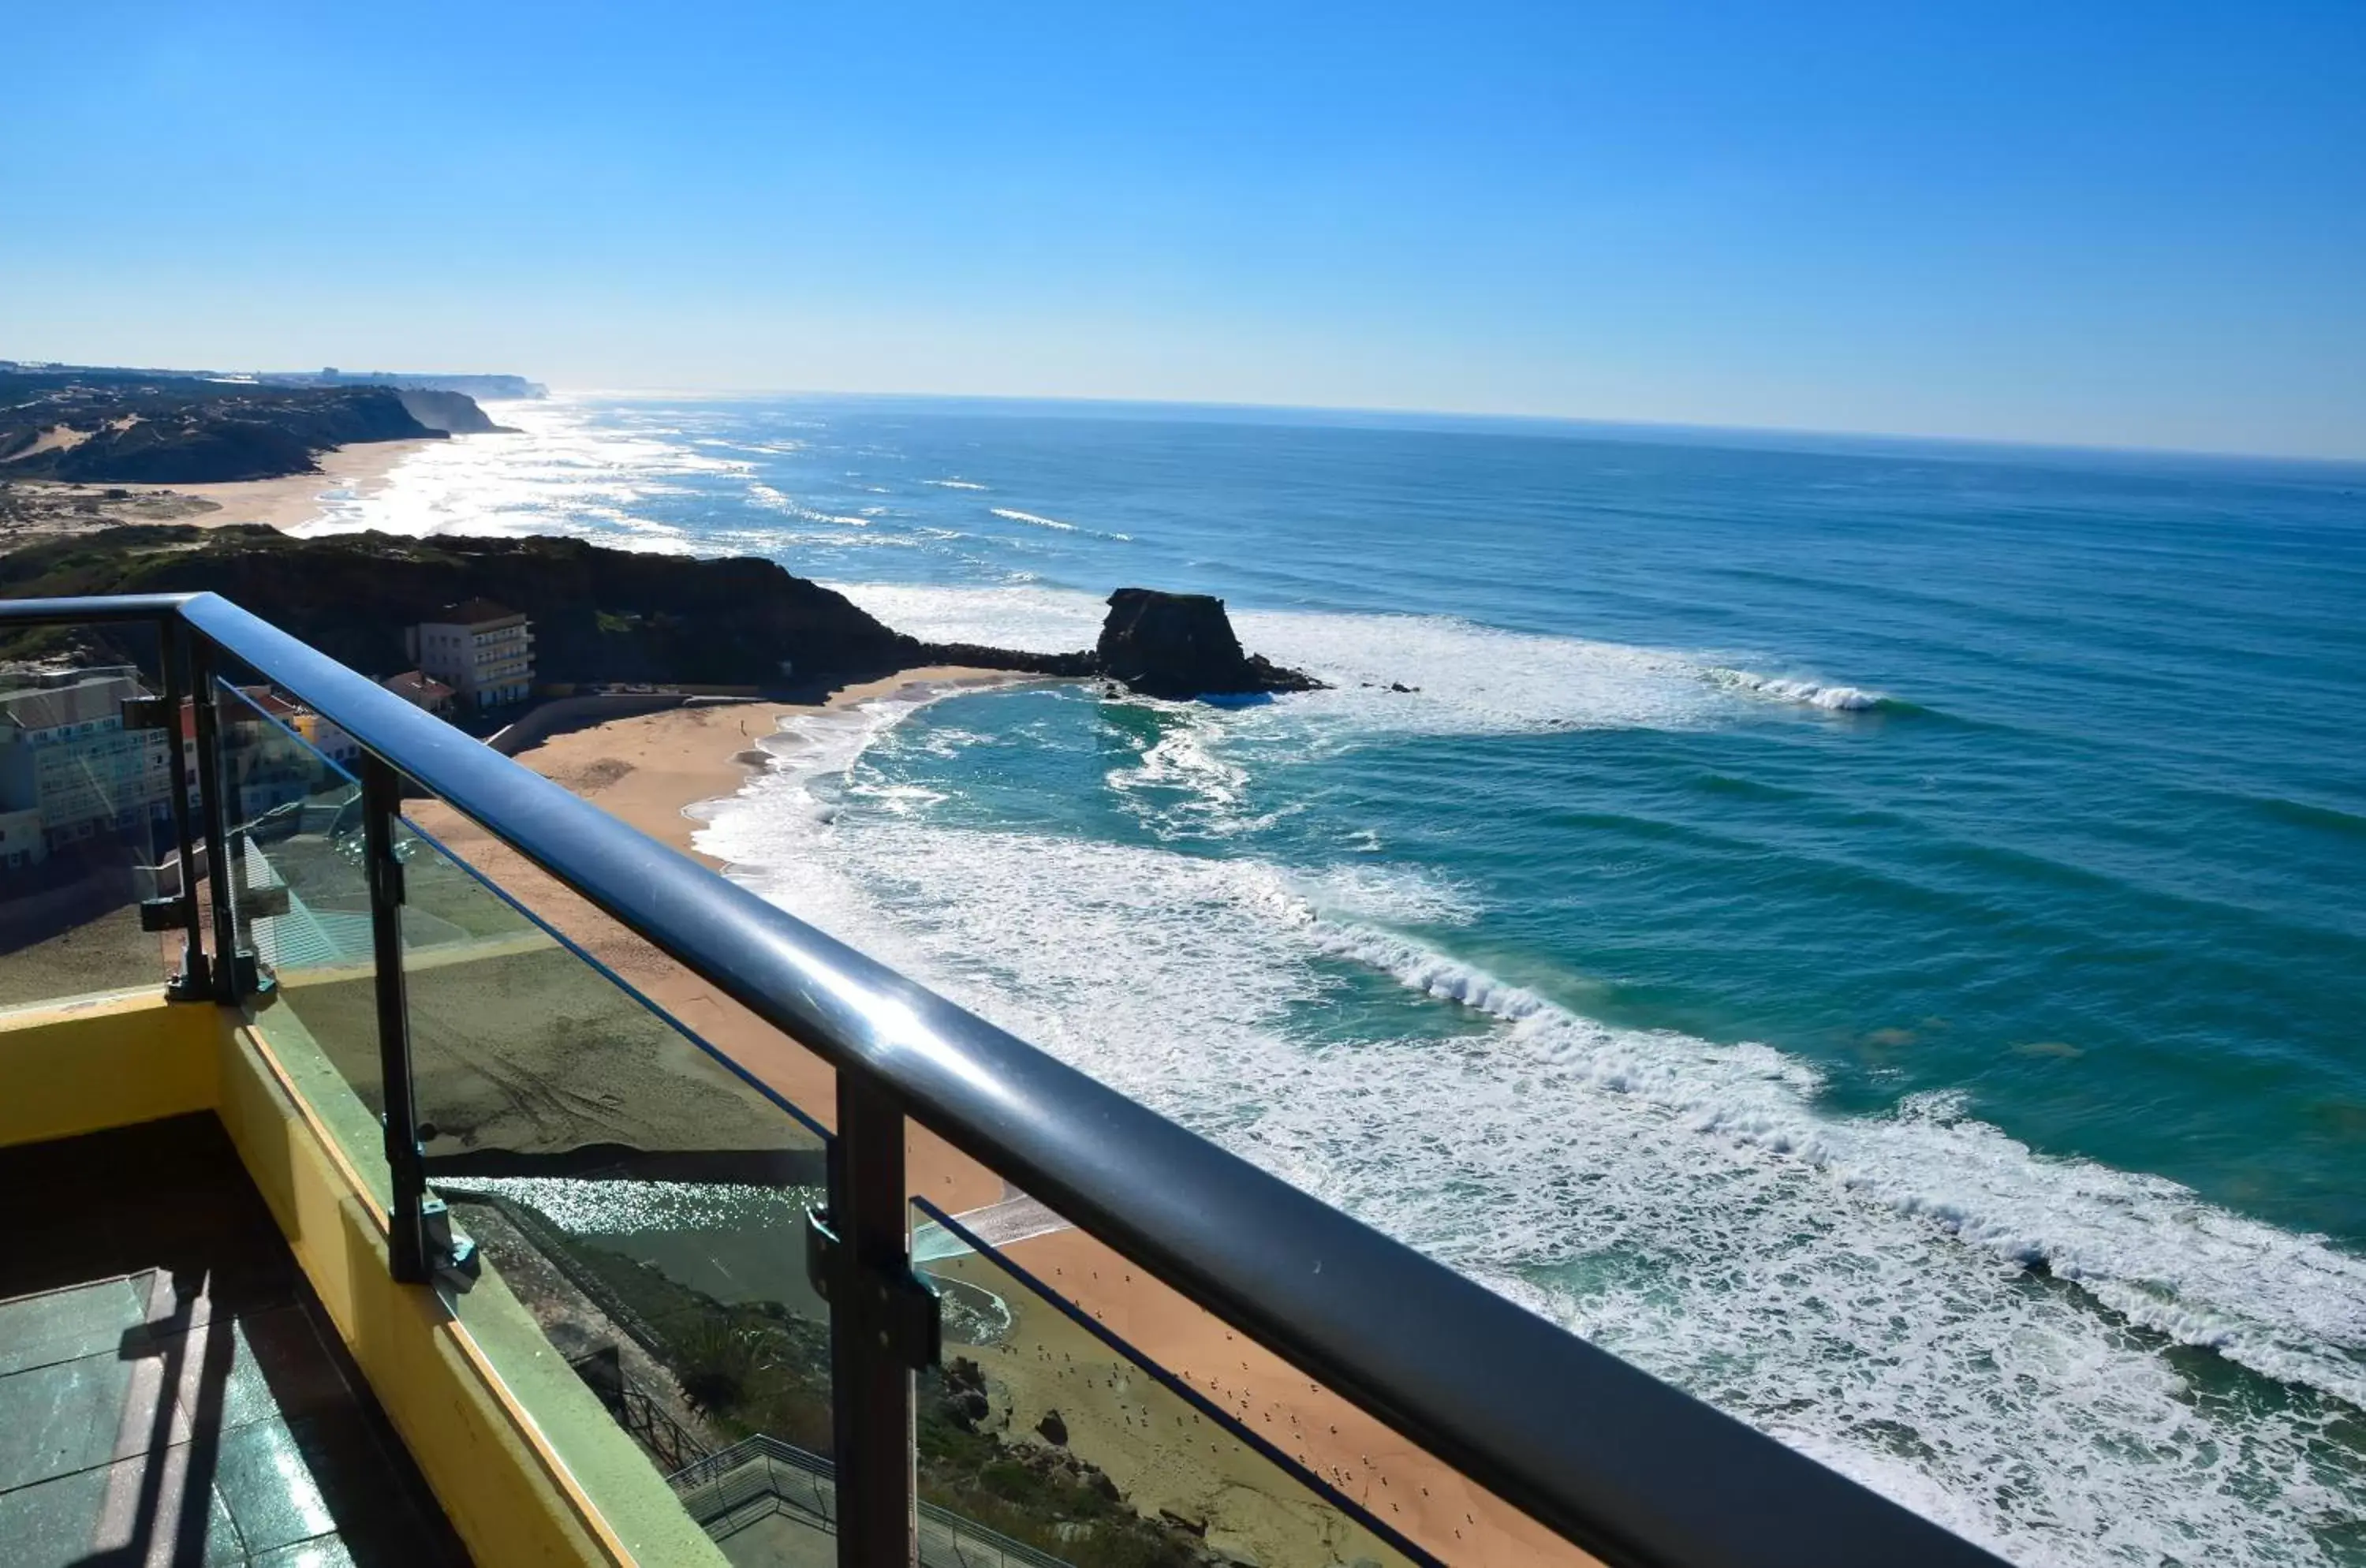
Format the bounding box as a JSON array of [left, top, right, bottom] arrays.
[[1092, 587, 1322, 699]]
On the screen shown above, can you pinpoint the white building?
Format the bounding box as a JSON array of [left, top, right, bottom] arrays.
[[0, 668, 174, 869], [407, 600, 535, 710]]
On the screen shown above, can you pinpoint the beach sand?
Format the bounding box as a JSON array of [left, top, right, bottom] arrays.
[[405, 686, 1596, 1566], [0, 436, 430, 542]]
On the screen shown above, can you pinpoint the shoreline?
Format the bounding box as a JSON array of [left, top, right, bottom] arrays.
[[422, 680, 1590, 1566], [0, 435, 431, 541]]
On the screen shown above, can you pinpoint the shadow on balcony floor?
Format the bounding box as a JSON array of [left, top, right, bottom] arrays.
[[0, 1114, 472, 1567]]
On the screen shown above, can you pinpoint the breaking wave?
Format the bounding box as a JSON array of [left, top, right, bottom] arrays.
[[1709, 667, 1890, 711], [691, 685, 2366, 1568]]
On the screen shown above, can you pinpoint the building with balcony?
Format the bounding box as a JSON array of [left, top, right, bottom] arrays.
[[409, 599, 535, 710]]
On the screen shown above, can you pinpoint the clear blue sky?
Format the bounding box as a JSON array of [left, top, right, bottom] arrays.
[[5, 2, 2362, 457]]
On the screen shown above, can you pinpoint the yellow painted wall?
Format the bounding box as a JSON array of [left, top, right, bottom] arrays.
[[0, 991, 217, 1150], [0, 994, 695, 1568]]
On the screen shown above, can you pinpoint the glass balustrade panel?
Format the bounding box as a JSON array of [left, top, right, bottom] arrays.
[[0, 625, 181, 1011], [395, 813, 833, 1567], [910, 1194, 1447, 1568], [207, 680, 396, 1202]]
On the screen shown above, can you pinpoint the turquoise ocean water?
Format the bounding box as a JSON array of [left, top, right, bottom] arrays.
[[304, 395, 2366, 1565]]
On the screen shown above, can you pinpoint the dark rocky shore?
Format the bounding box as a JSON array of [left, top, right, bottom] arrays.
[[0, 525, 1319, 701]]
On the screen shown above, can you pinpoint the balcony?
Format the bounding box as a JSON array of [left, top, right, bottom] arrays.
[[0, 592, 2006, 1568]]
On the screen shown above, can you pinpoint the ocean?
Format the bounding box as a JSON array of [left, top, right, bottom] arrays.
[[300, 394, 2366, 1565]]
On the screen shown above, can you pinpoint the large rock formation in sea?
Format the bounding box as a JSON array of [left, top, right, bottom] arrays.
[[1093, 587, 1322, 699]]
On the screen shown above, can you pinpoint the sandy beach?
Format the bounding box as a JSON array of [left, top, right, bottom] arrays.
[[0, 436, 429, 541], [411, 685, 1595, 1566]]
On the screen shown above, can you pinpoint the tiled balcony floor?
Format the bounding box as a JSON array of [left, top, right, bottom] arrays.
[[0, 1115, 470, 1566]]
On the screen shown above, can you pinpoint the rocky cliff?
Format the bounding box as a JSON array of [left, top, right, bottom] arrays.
[[1092, 588, 1322, 699], [0, 367, 506, 484], [394, 388, 516, 435], [0, 533, 1323, 703]]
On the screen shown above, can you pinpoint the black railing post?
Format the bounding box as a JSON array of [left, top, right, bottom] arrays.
[[827, 1077, 916, 1566], [158, 618, 211, 1000], [186, 640, 243, 1005], [362, 753, 431, 1283]]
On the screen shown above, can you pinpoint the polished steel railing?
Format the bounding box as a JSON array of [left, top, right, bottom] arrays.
[[0, 592, 2008, 1568]]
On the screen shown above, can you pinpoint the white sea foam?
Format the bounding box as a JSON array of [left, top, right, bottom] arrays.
[[1711, 666, 1886, 711], [748, 483, 868, 526], [826, 582, 1733, 737], [989, 506, 1134, 543], [290, 394, 727, 551], [693, 691, 2366, 1568], [923, 477, 991, 490]]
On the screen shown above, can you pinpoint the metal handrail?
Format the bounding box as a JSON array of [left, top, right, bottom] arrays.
[[0, 592, 2008, 1568]]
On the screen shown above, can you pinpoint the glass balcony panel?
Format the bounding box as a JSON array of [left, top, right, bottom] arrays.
[[910, 1195, 1440, 1568], [0, 625, 181, 1011], [399, 790, 840, 1147], [210, 680, 391, 1202], [394, 816, 833, 1564]]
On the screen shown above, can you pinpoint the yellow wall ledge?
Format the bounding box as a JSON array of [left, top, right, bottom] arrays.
[[0, 990, 218, 1150]]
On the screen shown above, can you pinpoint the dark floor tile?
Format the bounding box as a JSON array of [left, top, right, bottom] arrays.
[[210, 1417, 341, 1555], [0, 1443, 244, 1566], [0, 1276, 147, 1376], [157, 1306, 353, 1437], [0, 1342, 185, 1491], [252, 1537, 357, 1568], [0, 1115, 469, 1565]]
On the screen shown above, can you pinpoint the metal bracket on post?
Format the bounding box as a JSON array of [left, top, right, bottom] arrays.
[[806, 1206, 941, 1371], [825, 1076, 921, 1568], [420, 1196, 481, 1295]]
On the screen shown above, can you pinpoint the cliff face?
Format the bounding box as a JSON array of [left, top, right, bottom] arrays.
[[394, 388, 515, 435], [0, 369, 497, 484], [1093, 588, 1321, 699]]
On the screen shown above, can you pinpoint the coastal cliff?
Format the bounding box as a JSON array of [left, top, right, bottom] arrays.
[[0, 366, 507, 484], [0, 530, 1322, 702]]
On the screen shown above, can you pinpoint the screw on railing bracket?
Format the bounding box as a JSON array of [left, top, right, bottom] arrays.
[[806, 1204, 941, 1369]]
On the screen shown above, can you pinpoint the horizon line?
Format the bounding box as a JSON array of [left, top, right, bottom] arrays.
[[9, 353, 2364, 468], [543, 383, 2366, 471]]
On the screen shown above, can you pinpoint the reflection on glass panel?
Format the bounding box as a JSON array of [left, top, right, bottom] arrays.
[[394, 818, 832, 1564], [211, 681, 394, 1195], [912, 1197, 1433, 1568], [0, 625, 177, 1010]]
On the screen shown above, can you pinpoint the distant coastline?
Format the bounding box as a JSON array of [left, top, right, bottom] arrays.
[[0, 359, 543, 540]]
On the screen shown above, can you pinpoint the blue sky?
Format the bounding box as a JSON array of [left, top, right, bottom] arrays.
[[5, 2, 2362, 457]]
